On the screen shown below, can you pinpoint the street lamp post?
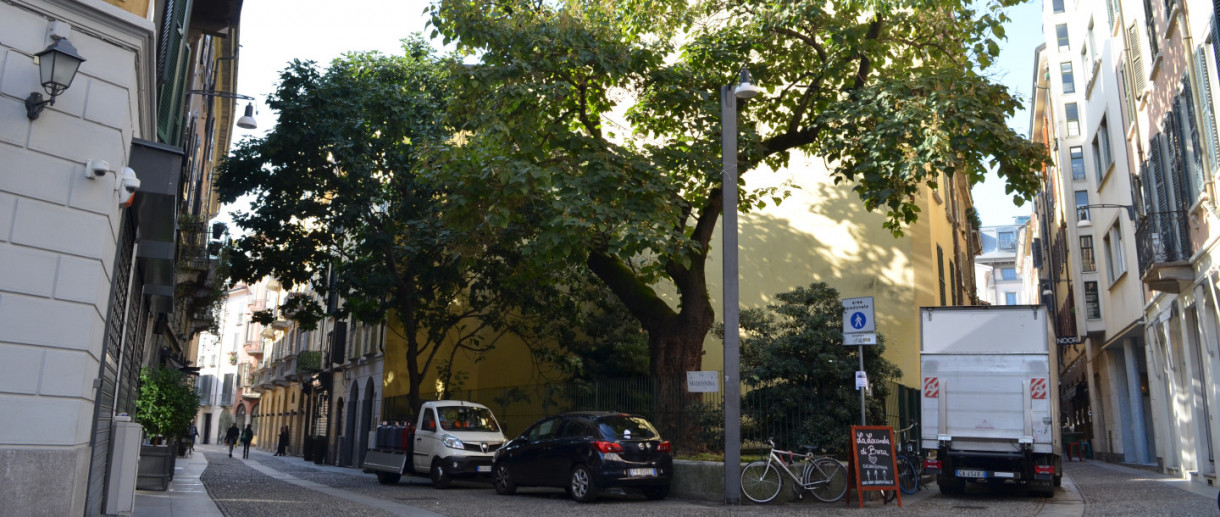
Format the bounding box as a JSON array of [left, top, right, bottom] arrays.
[[721, 67, 759, 505]]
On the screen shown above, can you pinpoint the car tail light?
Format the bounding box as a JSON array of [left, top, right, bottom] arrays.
[[1035, 465, 1055, 475], [594, 441, 623, 453], [657, 441, 671, 453], [924, 459, 942, 470]]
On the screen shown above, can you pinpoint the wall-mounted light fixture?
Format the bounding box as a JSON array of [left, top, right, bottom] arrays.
[[26, 36, 86, 120], [187, 90, 259, 129], [1076, 203, 1135, 229]]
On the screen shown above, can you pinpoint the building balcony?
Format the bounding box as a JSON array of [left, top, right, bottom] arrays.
[[1136, 211, 1193, 293], [244, 340, 263, 356]]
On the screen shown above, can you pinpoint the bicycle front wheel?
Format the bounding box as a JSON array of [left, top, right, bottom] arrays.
[[740, 460, 784, 503], [804, 457, 848, 502], [897, 455, 918, 494]]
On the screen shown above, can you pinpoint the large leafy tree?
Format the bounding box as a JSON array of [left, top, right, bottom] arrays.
[[216, 38, 571, 412], [426, 0, 1046, 382]]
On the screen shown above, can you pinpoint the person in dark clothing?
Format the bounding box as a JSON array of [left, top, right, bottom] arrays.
[[224, 423, 240, 457], [275, 426, 290, 456], [240, 424, 254, 459]]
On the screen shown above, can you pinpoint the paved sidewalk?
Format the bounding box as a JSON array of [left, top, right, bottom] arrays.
[[133, 444, 224, 517]]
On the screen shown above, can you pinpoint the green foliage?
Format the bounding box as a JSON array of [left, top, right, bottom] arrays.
[[426, 0, 1049, 377], [296, 350, 322, 373], [723, 283, 901, 457], [216, 37, 586, 411], [135, 366, 202, 440]]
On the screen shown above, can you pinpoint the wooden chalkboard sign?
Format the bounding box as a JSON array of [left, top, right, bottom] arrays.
[[848, 425, 901, 507]]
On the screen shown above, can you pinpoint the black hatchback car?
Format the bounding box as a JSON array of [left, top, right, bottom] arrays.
[[491, 411, 673, 502]]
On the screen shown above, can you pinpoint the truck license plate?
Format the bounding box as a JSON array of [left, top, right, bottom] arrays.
[[477, 465, 491, 473], [629, 468, 656, 477], [956, 469, 986, 479]]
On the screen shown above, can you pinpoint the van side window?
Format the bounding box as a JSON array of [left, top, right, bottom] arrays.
[[421, 410, 437, 432]]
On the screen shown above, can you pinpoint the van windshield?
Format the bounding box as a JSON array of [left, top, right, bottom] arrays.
[[436, 406, 500, 432]]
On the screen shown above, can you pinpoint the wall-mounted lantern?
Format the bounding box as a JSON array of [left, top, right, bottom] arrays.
[[26, 37, 86, 120]]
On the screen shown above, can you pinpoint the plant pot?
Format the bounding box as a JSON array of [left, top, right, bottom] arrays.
[[312, 437, 327, 465], [302, 436, 314, 461], [137, 444, 174, 491]]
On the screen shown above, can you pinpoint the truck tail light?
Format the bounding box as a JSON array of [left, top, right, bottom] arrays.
[[657, 441, 671, 453], [1035, 465, 1055, 475], [924, 459, 942, 471], [594, 441, 623, 453]]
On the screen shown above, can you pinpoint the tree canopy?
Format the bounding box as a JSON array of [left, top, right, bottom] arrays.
[[425, 0, 1048, 377], [215, 38, 577, 411]]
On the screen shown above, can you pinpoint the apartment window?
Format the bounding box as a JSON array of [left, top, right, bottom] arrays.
[[1071, 146, 1086, 180], [1052, 0, 1064, 13], [1061, 62, 1075, 94], [1005, 292, 1018, 305], [998, 231, 1016, 250], [1080, 235, 1097, 272], [1104, 223, 1126, 283], [1085, 281, 1102, 319], [1076, 190, 1091, 224], [1000, 267, 1018, 281], [1057, 24, 1070, 51], [1143, 0, 1159, 58], [1087, 21, 1099, 72], [1127, 24, 1147, 96], [1066, 103, 1081, 136], [937, 245, 946, 306], [1092, 117, 1113, 182], [1106, 0, 1117, 29]]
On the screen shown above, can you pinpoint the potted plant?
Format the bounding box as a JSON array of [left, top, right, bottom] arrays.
[[134, 365, 201, 490]]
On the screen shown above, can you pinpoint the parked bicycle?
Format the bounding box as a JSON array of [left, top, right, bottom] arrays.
[[881, 422, 922, 503], [740, 438, 848, 503]]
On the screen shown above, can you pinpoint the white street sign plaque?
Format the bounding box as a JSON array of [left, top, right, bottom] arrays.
[[845, 333, 878, 346], [686, 371, 719, 393]]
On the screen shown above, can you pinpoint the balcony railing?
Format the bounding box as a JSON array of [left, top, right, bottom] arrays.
[[244, 340, 264, 356], [1136, 210, 1193, 293]]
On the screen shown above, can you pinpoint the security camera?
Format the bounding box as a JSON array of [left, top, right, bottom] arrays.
[[85, 160, 111, 179], [119, 167, 140, 194]]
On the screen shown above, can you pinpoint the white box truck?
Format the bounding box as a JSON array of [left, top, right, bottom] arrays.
[[919, 305, 1061, 496]]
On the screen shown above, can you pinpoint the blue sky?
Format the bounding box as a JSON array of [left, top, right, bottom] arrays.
[[231, 0, 1046, 227]]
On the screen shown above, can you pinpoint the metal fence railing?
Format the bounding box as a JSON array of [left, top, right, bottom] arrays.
[[382, 375, 919, 458]]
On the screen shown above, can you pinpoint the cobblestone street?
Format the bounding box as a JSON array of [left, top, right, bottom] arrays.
[[147, 445, 1220, 517]]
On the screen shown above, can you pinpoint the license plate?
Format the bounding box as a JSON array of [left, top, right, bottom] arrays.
[[956, 469, 987, 478], [993, 471, 1015, 478], [628, 468, 657, 477], [477, 465, 491, 473]]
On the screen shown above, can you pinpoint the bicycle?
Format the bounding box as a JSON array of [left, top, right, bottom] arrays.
[[740, 438, 848, 503], [880, 423, 921, 503]]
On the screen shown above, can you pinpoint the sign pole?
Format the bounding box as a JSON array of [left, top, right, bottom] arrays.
[[859, 343, 866, 425]]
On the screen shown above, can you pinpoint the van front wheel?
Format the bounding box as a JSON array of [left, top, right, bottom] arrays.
[[430, 459, 452, 489]]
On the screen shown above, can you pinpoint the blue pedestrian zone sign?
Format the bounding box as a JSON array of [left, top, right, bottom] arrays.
[[842, 296, 876, 334]]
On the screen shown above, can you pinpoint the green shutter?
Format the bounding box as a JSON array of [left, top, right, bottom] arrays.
[[156, 0, 193, 144]]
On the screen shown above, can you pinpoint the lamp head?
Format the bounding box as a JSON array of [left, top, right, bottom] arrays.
[[236, 102, 257, 129], [733, 67, 761, 99], [36, 37, 85, 97]]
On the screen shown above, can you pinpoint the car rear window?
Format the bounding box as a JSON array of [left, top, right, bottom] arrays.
[[596, 415, 658, 440]]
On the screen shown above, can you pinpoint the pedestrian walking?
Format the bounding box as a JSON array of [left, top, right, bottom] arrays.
[[240, 424, 254, 459], [224, 423, 240, 457], [275, 425, 290, 456], [186, 423, 198, 455]]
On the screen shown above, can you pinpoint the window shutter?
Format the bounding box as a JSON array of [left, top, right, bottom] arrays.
[[1180, 80, 1205, 197], [1193, 47, 1220, 175], [1128, 24, 1147, 96], [156, 0, 193, 144]]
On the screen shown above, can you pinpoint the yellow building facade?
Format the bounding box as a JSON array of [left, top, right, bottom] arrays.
[[382, 152, 977, 404]]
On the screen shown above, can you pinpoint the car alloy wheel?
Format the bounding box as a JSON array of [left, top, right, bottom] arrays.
[[569, 464, 597, 503], [494, 462, 516, 495]]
